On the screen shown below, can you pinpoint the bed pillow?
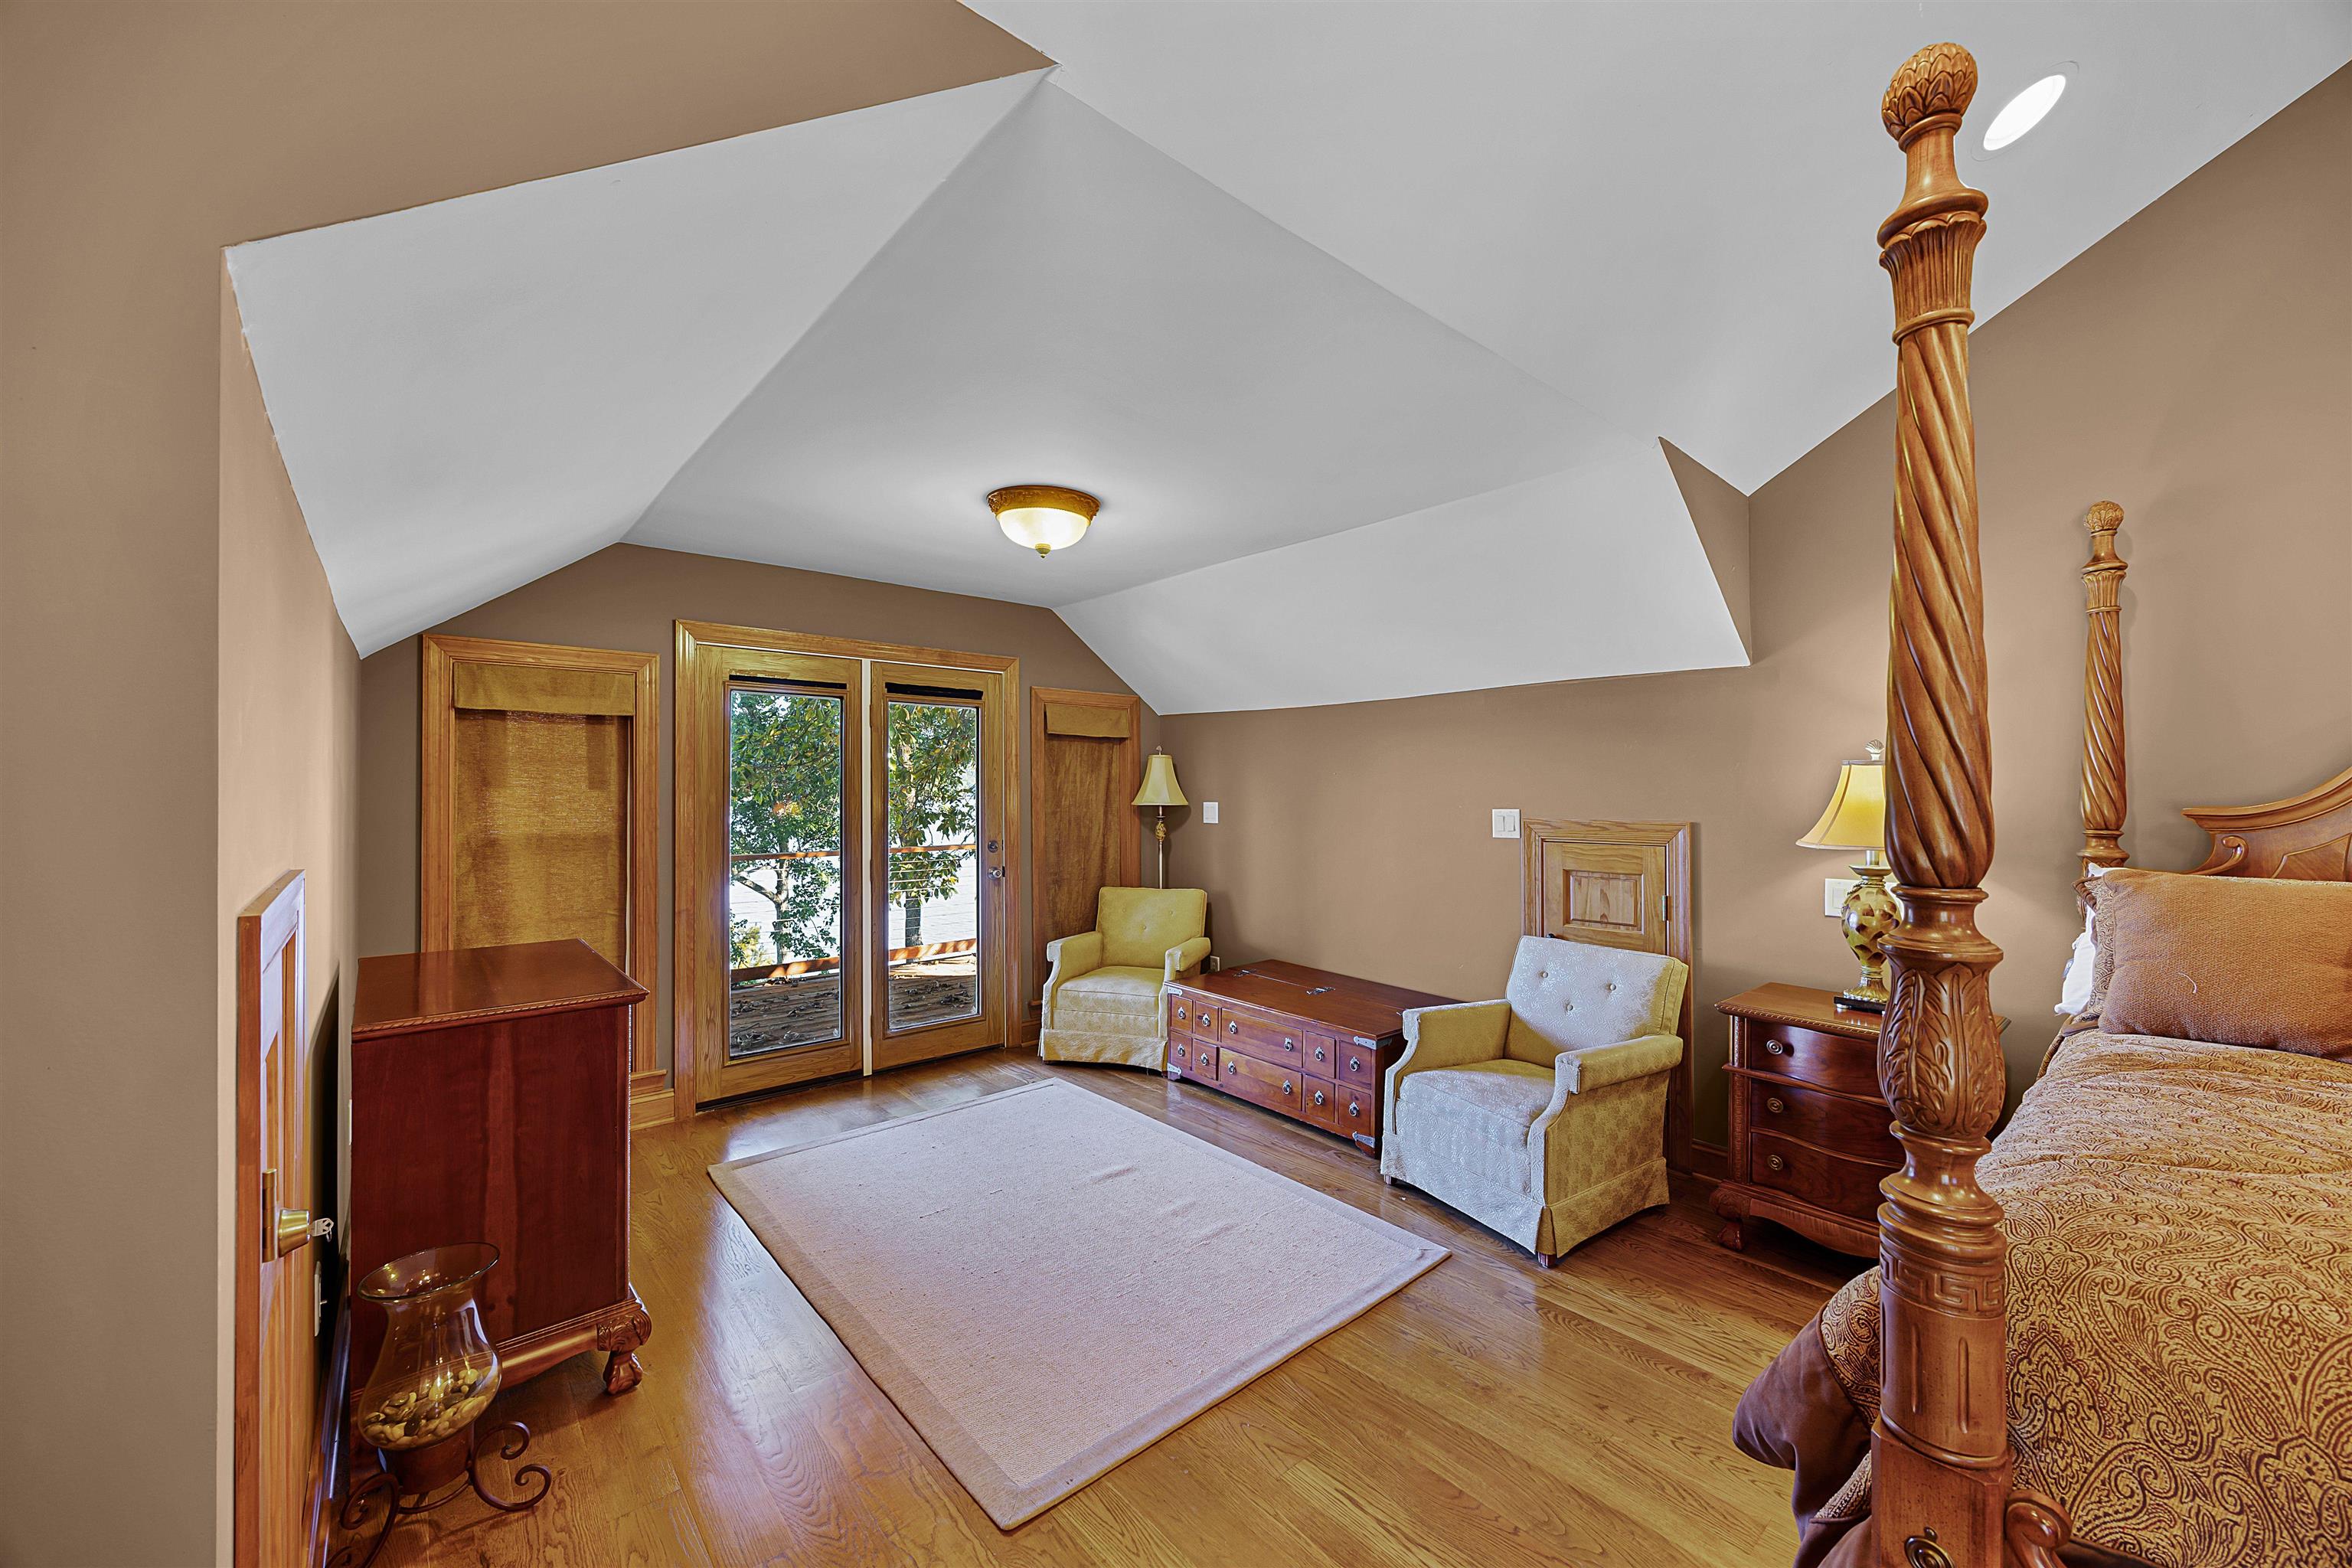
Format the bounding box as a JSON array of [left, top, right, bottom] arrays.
[[2053, 863, 2111, 1016], [2085, 867, 2352, 1057]]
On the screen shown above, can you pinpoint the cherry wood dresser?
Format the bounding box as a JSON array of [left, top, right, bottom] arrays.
[[1163, 961, 1453, 1154], [1710, 982, 2002, 1257], [352, 939, 652, 1396]]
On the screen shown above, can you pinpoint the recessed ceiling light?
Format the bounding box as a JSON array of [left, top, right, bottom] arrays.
[[988, 485, 1099, 557], [1983, 72, 2067, 152]]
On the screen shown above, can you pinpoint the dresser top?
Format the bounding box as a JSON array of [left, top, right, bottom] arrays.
[[1171, 960, 1455, 1040], [356, 939, 646, 1039]]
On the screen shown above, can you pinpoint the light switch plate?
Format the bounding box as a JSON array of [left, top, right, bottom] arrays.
[[1201, 801, 1219, 824], [1825, 876, 1860, 916], [1493, 808, 1521, 839]]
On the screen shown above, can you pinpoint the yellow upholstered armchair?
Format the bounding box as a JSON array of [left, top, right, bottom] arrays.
[[1039, 887, 1210, 1071], [1380, 935, 1688, 1266]]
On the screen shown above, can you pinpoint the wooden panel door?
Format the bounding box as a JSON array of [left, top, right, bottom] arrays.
[[1523, 818, 1695, 1171], [234, 871, 328, 1568], [420, 635, 660, 1112], [1027, 688, 1142, 1035]]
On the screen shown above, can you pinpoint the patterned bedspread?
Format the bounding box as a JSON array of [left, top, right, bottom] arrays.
[[1748, 1029, 2352, 1566]]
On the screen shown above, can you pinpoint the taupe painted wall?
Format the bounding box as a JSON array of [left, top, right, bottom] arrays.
[[216, 266, 362, 1552], [356, 544, 1152, 1073], [0, 7, 1043, 1561], [1159, 66, 2352, 1152]]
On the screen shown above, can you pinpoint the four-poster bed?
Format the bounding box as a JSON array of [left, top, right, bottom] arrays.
[[1733, 42, 2352, 1568]]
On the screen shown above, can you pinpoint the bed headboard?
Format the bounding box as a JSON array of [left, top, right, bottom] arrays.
[[2076, 502, 2352, 882]]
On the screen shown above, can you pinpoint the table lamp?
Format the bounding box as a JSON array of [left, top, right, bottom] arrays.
[[1798, 740, 1895, 1012], [1132, 750, 1186, 887]]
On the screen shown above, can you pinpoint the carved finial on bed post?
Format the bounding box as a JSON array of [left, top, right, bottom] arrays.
[[1870, 41, 2055, 1568], [2081, 503, 2130, 877]]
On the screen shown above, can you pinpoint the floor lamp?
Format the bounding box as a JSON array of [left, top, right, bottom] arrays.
[[1132, 750, 1186, 887]]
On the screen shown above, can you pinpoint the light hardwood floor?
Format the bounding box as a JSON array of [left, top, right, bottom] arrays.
[[379, 1049, 1852, 1567]]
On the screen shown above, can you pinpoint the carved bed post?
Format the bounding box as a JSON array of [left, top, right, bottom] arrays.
[[2080, 502, 2130, 877], [1871, 44, 2056, 1568]]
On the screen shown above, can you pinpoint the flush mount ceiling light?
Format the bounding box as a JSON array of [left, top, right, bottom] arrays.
[[1982, 70, 2069, 152], [988, 485, 1099, 557]]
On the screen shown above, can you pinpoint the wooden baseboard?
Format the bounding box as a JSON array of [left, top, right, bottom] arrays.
[[629, 1080, 672, 1131], [309, 1292, 351, 1567], [1684, 1139, 1730, 1184]]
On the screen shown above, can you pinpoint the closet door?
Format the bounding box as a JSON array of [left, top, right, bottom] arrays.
[[420, 635, 659, 1097], [1026, 688, 1142, 1038], [867, 662, 1014, 1070]]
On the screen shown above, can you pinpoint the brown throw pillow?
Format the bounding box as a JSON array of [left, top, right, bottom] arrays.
[[2085, 867, 2352, 1058]]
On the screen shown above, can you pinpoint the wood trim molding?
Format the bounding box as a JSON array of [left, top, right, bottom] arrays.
[[419, 632, 661, 1077]]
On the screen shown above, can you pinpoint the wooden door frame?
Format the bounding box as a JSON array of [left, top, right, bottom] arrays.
[[1521, 817, 1695, 1172], [419, 632, 662, 1115], [868, 660, 1014, 1070], [1026, 686, 1142, 1034], [673, 620, 1021, 1119], [234, 869, 317, 1567]]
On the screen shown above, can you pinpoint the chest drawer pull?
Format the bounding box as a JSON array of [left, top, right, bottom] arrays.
[[1312, 1089, 1327, 1108], [1348, 1054, 1362, 1073], [1175, 1004, 1188, 1023], [1281, 1080, 1294, 1096], [1348, 1099, 1361, 1117], [1765, 1038, 1789, 1057], [1766, 1095, 1786, 1115], [1313, 1044, 1328, 1064], [1229, 1021, 1239, 1034], [1766, 1153, 1788, 1174], [1173, 1044, 1187, 1063]]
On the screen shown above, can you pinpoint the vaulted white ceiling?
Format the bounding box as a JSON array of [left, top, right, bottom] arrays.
[[226, 2, 2350, 713]]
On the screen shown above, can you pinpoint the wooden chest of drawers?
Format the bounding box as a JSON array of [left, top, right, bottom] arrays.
[[1710, 982, 2002, 1257], [1163, 962, 1452, 1154], [352, 939, 652, 1396]]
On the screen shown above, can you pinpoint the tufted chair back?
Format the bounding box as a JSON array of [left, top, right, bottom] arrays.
[[1096, 886, 1208, 969], [1501, 934, 1688, 1065]]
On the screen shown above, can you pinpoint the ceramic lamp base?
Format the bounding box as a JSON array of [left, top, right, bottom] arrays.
[[1834, 861, 1897, 1014]]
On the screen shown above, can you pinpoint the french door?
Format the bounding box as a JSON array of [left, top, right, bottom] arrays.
[[678, 624, 1015, 1111]]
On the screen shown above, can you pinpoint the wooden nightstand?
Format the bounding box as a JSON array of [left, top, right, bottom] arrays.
[[1711, 984, 1896, 1257]]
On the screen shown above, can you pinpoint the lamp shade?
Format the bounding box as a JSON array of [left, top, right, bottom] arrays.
[[1132, 750, 1187, 808], [1798, 740, 1886, 851]]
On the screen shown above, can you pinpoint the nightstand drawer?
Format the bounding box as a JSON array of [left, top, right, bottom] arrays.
[[1744, 1077, 1900, 1165], [1750, 1131, 1892, 1223], [1740, 1020, 1880, 1099]]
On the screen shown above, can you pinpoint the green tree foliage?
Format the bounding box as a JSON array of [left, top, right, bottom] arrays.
[[884, 701, 978, 948], [727, 690, 844, 972]]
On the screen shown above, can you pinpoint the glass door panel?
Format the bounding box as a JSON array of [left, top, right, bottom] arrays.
[[868, 662, 1008, 1067], [693, 647, 863, 1106], [726, 686, 847, 1060], [882, 696, 982, 1031]]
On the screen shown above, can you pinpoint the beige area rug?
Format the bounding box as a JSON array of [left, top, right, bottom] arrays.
[[710, 1079, 1448, 1527]]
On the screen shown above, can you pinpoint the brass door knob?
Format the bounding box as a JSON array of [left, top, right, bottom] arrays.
[[275, 1209, 333, 1258], [1766, 1154, 1787, 1174], [1766, 1096, 1785, 1115]]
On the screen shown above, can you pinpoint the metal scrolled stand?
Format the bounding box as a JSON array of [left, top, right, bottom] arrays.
[[328, 1421, 553, 1568], [1870, 44, 2072, 1568], [325, 1243, 554, 1566]]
